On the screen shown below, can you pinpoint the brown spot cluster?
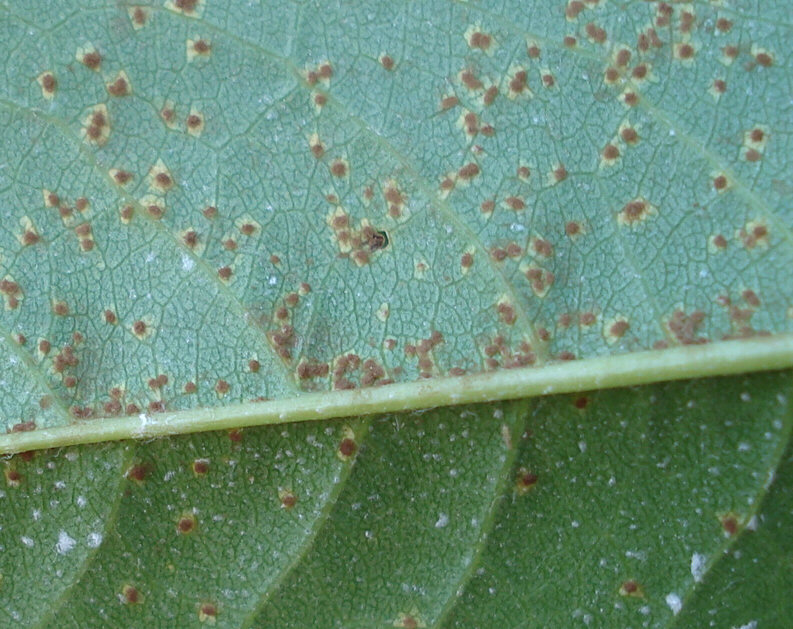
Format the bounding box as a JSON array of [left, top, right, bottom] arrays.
[[383, 181, 407, 218], [74, 222, 95, 251], [404, 330, 444, 378], [460, 68, 484, 91], [489, 242, 522, 262], [737, 220, 768, 249], [326, 208, 388, 266], [331, 353, 388, 389], [297, 359, 330, 383], [496, 299, 517, 325], [106, 71, 131, 97], [467, 29, 493, 51], [508, 68, 529, 98], [83, 105, 110, 146], [666, 309, 707, 345], [306, 62, 333, 86], [524, 266, 555, 297], [585, 22, 607, 45], [483, 336, 535, 370], [715, 290, 769, 339], [0, 278, 22, 310], [268, 324, 295, 361]]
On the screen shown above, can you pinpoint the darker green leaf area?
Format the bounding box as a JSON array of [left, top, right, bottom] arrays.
[[1, 371, 789, 628], [673, 422, 793, 628]]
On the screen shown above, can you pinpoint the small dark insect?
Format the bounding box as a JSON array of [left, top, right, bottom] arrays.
[[368, 230, 389, 251]]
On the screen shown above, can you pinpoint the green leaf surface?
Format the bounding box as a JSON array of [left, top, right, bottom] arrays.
[[0, 370, 789, 627], [1, 1, 792, 626], [0, 0, 791, 447]]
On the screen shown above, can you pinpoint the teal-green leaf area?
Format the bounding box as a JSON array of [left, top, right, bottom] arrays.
[[0, 0, 791, 439]]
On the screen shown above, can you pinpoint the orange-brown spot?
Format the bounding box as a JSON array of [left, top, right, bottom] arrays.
[[81, 51, 101, 71], [566, 1, 585, 20], [483, 85, 498, 106], [675, 43, 695, 60], [106, 74, 130, 97], [338, 437, 357, 458], [198, 602, 217, 623], [380, 55, 395, 70], [458, 163, 480, 180], [122, 585, 141, 604], [192, 39, 211, 55], [177, 513, 197, 534], [330, 160, 348, 177], [586, 22, 607, 44], [192, 459, 209, 475], [441, 95, 459, 110], [468, 31, 492, 51], [460, 69, 483, 90], [515, 467, 538, 494]]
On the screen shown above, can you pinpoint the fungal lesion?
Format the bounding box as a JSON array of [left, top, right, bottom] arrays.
[[326, 207, 389, 266], [82, 104, 110, 146]]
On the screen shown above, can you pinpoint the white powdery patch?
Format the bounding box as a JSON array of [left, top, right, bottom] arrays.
[[665, 593, 682, 615], [691, 552, 707, 582], [86, 532, 103, 548], [181, 253, 195, 271], [56, 530, 76, 555], [734, 621, 758, 629], [434, 513, 449, 528]]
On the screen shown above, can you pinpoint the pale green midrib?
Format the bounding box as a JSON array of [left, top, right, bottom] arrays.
[[432, 400, 531, 629], [1, 335, 791, 454], [150, 5, 548, 363], [30, 443, 136, 629], [667, 380, 793, 627], [239, 418, 373, 629], [0, 97, 301, 394]]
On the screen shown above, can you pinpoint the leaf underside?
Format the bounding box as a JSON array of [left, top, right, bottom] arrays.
[[0, 1, 792, 627], [0, 0, 791, 445]]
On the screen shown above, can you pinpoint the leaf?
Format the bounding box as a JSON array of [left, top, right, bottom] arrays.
[[0, 370, 789, 626], [0, 0, 791, 449], [0, 1, 791, 626]]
